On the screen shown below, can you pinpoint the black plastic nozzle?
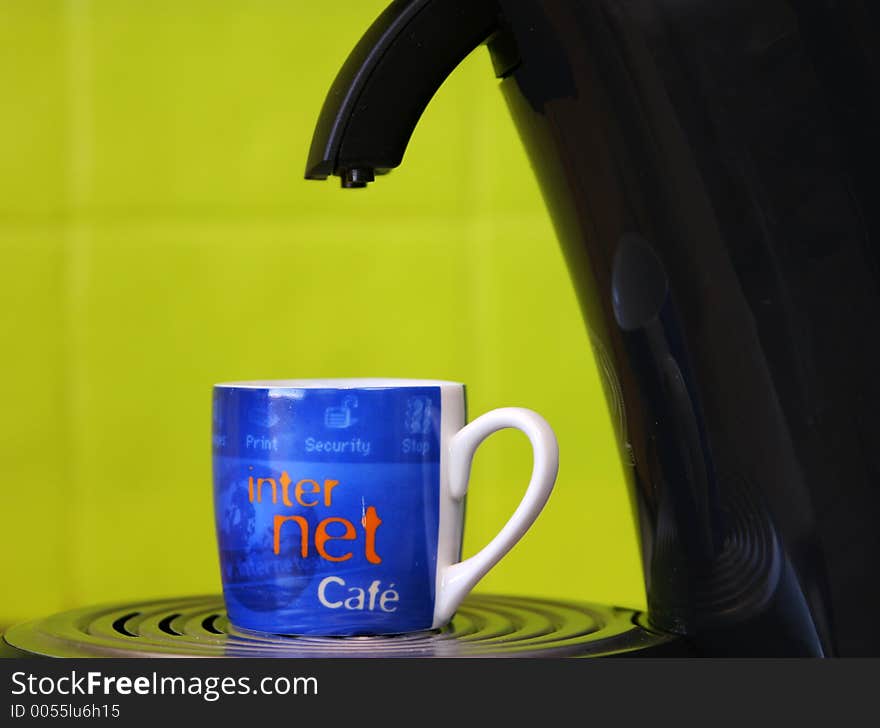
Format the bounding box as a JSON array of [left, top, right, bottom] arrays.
[[340, 167, 375, 189]]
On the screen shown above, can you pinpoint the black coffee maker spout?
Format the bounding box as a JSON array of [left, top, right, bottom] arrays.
[[304, 0, 505, 188]]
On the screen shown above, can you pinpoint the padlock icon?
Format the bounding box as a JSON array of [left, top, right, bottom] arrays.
[[324, 396, 358, 429]]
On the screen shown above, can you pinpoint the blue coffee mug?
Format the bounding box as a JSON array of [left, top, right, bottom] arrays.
[[212, 379, 558, 636]]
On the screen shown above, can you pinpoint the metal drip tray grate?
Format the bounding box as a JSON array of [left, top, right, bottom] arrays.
[[3, 594, 673, 658]]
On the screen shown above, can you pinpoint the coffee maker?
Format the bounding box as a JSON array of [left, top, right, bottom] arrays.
[[3, 0, 876, 660], [305, 0, 880, 657]]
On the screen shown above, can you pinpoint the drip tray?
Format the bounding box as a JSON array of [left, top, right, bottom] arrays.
[[3, 594, 675, 658]]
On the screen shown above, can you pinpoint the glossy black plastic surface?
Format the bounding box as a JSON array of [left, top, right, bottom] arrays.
[[0, 595, 688, 658], [304, 0, 501, 184], [307, 0, 880, 656], [496, 0, 880, 657]]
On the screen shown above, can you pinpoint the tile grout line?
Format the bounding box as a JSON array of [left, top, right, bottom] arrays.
[[0, 209, 551, 232], [461, 51, 499, 424], [61, 0, 93, 612]]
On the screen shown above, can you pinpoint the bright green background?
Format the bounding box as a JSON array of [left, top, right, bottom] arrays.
[[0, 0, 644, 626]]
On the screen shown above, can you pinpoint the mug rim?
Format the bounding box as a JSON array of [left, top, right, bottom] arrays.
[[214, 378, 464, 389]]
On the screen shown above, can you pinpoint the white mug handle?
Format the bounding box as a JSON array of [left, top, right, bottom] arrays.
[[434, 407, 559, 626]]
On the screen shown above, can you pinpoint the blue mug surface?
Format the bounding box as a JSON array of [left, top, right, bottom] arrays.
[[212, 379, 558, 636]]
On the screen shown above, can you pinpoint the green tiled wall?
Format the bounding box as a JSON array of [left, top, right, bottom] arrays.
[[0, 0, 645, 625]]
